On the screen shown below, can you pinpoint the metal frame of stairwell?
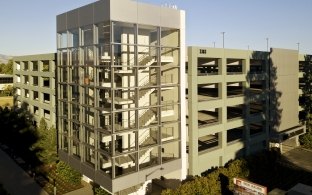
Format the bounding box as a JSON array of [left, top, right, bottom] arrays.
[[56, 0, 186, 194]]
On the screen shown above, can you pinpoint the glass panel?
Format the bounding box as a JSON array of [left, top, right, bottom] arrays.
[[99, 134, 112, 154], [99, 113, 112, 132], [99, 154, 112, 178], [114, 109, 136, 131], [98, 45, 111, 65], [121, 44, 135, 67], [84, 46, 94, 65], [72, 122, 80, 139], [85, 127, 95, 146], [114, 152, 137, 177], [62, 101, 68, 117], [71, 85, 80, 103], [139, 146, 159, 170], [85, 107, 95, 125], [62, 136, 68, 152], [161, 141, 179, 163], [161, 27, 179, 47], [138, 106, 158, 128], [70, 66, 79, 84], [72, 104, 80, 121], [139, 127, 158, 148], [98, 22, 110, 45], [160, 66, 178, 85], [61, 49, 68, 65], [161, 123, 179, 142], [138, 24, 158, 46], [62, 119, 69, 134], [59, 32, 68, 48], [71, 48, 79, 66], [73, 141, 80, 157], [85, 146, 95, 166], [69, 29, 79, 47], [61, 66, 68, 82], [82, 25, 93, 46], [83, 66, 95, 86], [113, 22, 135, 44], [138, 46, 157, 67]]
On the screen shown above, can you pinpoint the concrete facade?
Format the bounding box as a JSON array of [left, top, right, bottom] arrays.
[[13, 53, 56, 127], [187, 47, 305, 175], [56, 0, 185, 193]]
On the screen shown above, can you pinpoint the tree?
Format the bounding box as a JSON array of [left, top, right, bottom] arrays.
[[0, 59, 13, 74], [2, 85, 13, 96], [300, 55, 312, 148], [34, 118, 58, 164]]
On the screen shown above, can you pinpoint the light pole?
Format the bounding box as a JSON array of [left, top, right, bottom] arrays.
[[266, 38, 269, 52], [221, 32, 225, 48], [213, 42, 216, 48], [297, 42, 300, 52]]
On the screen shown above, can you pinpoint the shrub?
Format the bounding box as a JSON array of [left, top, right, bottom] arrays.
[[55, 161, 81, 185], [300, 132, 312, 149], [161, 158, 249, 195], [94, 186, 110, 195]]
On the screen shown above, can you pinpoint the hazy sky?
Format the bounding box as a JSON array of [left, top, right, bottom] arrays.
[[1, 0, 311, 56]]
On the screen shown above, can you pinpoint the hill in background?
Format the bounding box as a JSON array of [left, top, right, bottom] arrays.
[[0, 54, 12, 64]]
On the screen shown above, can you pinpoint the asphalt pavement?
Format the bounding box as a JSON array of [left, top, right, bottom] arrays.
[[0, 148, 49, 195]]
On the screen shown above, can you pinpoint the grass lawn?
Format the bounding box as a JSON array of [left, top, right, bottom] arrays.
[[0, 96, 13, 107]]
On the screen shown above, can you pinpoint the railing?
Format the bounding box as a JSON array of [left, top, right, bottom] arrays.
[[198, 119, 220, 128], [197, 72, 219, 76]]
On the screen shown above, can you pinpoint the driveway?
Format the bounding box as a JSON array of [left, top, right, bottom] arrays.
[[283, 147, 312, 172]]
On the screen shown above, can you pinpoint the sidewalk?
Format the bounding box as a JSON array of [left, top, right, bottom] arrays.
[[64, 181, 93, 195], [0, 148, 49, 195]]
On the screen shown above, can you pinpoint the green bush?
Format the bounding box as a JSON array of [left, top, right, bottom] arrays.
[[300, 132, 312, 149], [56, 161, 81, 185], [161, 159, 249, 195], [94, 186, 110, 195]]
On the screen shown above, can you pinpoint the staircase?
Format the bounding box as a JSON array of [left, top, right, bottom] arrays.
[[139, 109, 156, 127], [139, 56, 155, 67]]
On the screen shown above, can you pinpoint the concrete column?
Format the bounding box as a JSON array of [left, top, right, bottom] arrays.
[[188, 47, 199, 175]]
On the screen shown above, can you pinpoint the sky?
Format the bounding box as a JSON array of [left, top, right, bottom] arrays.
[[1, 0, 312, 56]]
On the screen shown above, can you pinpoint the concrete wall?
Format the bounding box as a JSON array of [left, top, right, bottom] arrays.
[[270, 48, 299, 132], [13, 53, 56, 127]]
